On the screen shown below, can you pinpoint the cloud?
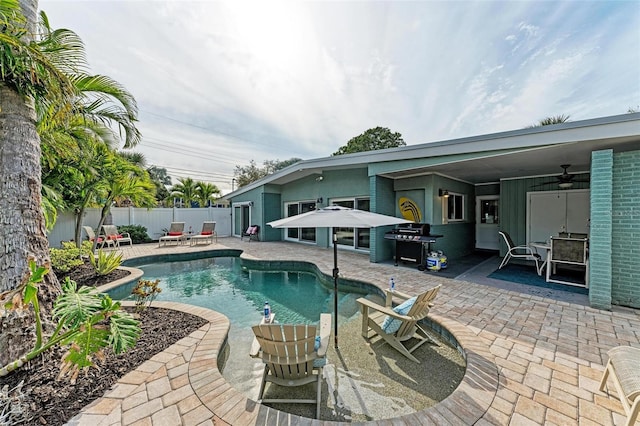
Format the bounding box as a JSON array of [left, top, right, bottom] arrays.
[[40, 0, 640, 192]]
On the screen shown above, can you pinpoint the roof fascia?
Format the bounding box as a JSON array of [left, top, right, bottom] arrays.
[[227, 113, 639, 198]]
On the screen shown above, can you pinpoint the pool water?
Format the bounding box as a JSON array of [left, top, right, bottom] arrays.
[[110, 257, 365, 326], [109, 257, 368, 400]]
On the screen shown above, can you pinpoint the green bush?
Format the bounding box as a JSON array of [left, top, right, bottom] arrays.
[[89, 249, 123, 276], [117, 224, 152, 244], [50, 241, 93, 273]]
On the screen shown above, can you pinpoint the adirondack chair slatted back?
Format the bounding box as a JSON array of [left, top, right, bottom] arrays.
[[252, 324, 318, 379], [395, 285, 440, 338]]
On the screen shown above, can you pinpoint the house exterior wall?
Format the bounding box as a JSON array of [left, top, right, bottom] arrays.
[[610, 150, 640, 308], [277, 168, 370, 248], [231, 186, 265, 239], [371, 175, 396, 262], [392, 174, 476, 259], [263, 192, 282, 241]]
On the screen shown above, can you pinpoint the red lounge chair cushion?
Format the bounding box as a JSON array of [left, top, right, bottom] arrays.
[[168, 232, 182, 236], [201, 231, 213, 235]]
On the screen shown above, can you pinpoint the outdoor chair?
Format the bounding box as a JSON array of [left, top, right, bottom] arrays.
[[101, 225, 132, 247], [249, 313, 331, 419], [599, 346, 640, 426], [546, 235, 589, 286], [498, 231, 543, 275], [190, 221, 217, 246], [356, 285, 441, 363], [241, 225, 260, 242], [82, 225, 113, 249], [158, 222, 187, 247]]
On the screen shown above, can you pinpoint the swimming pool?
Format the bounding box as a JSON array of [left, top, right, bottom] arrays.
[[110, 256, 365, 326], [110, 252, 469, 421], [109, 256, 370, 402]]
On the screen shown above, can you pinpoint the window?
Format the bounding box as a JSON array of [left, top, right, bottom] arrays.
[[332, 197, 370, 250], [444, 193, 465, 223], [284, 201, 316, 242]]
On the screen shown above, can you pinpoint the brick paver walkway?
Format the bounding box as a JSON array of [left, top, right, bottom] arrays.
[[68, 238, 640, 425]]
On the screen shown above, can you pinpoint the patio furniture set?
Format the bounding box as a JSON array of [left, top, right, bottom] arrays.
[[499, 230, 589, 287]]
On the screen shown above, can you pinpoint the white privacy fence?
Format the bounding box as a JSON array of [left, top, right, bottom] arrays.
[[48, 207, 232, 248]]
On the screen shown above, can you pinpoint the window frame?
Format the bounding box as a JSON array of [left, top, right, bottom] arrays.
[[283, 200, 317, 243], [331, 197, 371, 251], [443, 192, 465, 223]]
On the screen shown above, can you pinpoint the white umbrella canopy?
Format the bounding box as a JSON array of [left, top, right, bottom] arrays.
[[268, 205, 412, 348], [267, 205, 412, 229]]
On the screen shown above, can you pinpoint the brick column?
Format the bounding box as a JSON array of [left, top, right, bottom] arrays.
[[589, 150, 613, 309]]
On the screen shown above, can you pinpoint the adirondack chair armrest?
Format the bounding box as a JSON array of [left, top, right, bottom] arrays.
[[356, 297, 411, 321], [384, 288, 413, 300], [316, 313, 331, 357]]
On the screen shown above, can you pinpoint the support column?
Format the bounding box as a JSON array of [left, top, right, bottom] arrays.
[[589, 150, 613, 310]]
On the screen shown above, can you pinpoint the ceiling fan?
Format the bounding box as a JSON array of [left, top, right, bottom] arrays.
[[534, 164, 589, 189]]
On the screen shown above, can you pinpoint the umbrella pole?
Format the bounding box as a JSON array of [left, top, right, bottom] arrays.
[[333, 231, 339, 348]]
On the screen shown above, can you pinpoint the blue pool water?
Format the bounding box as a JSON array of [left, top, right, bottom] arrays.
[[110, 256, 369, 399], [110, 257, 365, 327]]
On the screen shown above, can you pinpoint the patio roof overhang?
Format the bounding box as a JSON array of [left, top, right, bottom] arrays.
[[377, 134, 640, 185]]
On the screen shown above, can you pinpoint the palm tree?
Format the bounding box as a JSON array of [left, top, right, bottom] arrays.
[[91, 153, 156, 251], [0, 0, 70, 366], [1, 3, 143, 365], [195, 181, 221, 207], [529, 114, 571, 127], [171, 177, 198, 208]]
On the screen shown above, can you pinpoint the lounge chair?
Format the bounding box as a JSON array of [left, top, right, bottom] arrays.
[[190, 221, 217, 246], [599, 346, 640, 426], [158, 222, 186, 247], [250, 313, 331, 419], [101, 225, 132, 247], [241, 225, 260, 242], [498, 231, 543, 275], [82, 226, 112, 249], [356, 285, 440, 363]]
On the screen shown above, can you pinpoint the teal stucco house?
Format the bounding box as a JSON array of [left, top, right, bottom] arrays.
[[226, 113, 640, 310]]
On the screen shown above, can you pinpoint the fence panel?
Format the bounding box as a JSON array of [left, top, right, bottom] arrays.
[[47, 207, 231, 247]]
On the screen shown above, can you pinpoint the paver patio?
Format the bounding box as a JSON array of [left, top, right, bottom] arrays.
[[69, 238, 640, 425]]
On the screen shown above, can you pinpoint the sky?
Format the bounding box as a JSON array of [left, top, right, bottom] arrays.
[[40, 0, 640, 194]]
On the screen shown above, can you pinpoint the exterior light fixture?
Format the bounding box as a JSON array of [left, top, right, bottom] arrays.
[[439, 189, 450, 198], [316, 197, 323, 204]]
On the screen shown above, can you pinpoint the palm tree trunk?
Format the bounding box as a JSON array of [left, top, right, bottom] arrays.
[[0, 0, 62, 367]]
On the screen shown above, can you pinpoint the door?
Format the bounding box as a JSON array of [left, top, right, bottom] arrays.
[[475, 195, 500, 250], [233, 204, 251, 236]]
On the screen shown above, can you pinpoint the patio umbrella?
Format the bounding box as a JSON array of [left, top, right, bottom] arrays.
[[267, 205, 411, 348]]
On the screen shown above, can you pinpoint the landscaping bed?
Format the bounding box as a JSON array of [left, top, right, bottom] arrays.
[[0, 267, 207, 425]]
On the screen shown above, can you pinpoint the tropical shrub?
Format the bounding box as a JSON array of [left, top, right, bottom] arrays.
[[0, 260, 140, 382], [50, 241, 93, 273], [116, 225, 152, 244], [89, 250, 123, 276], [131, 279, 162, 312]]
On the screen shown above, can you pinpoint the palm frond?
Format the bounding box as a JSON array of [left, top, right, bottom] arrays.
[[52, 279, 104, 329]]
